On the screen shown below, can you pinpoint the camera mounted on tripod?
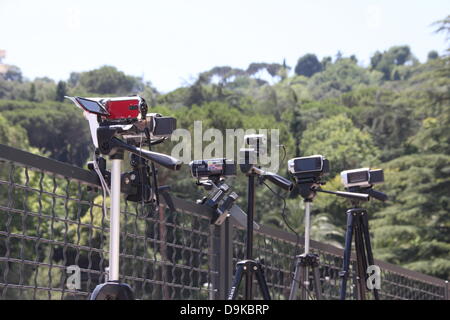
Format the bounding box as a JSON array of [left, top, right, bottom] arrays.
[[189, 158, 257, 228], [340, 168, 388, 202], [67, 95, 181, 169], [288, 155, 330, 200], [190, 158, 236, 185], [288, 155, 370, 202], [69, 95, 182, 205]]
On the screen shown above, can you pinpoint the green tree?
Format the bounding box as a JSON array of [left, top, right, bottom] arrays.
[[29, 83, 36, 102], [78, 65, 142, 95], [301, 114, 380, 176], [308, 59, 382, 100], [0, 114, 29, 149], [427, 50, 439, 61], [370, 45, 416, 80], [371, 154, 450, 279], [0, 100, 91, 166], [294, 54, 322, 77], [4, 65, 23, 82], [55, 81, 67, 102]]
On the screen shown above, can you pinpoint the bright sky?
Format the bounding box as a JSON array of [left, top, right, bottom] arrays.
[[0, 0, 449, 93]]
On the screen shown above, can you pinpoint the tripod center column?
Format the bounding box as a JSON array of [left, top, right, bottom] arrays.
[[109, 152, 123, 282], [304, 200, 312, 255]]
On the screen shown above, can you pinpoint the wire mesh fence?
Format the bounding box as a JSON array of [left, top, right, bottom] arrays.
[[230, 224, 448, 300], [0, 146, 216, 300], [0, 144, 448, 300]]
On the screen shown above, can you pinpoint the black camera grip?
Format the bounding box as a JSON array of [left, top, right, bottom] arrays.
[[264, 172, 294, 191], [111, 137, 182, 170], [367, 189, 388, 202]]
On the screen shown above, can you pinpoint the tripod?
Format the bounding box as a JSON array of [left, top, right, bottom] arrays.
[[289, 200, 322, 300], [339, 207, 379, 300], [339, 186, 387, 300], [89, 127, 181, 300], [227, 173, 271, 300], [286, 177, 370, 300], [90, 150, 134, 300], [227, 151, 293, 300]]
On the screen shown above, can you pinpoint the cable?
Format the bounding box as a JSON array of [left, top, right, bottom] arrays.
[[279, 144, 287, 164], [92, 152, 110, 220], [138, 134, 147, 217], [261, 180, 299, 249], [145, 127, 160, 216]]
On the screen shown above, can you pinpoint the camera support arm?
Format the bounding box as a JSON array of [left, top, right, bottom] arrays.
[[362, 188, 388, 202], [316, 188, 369, 201], [250, 167, 293, 191], [97, 126, 182, 171]]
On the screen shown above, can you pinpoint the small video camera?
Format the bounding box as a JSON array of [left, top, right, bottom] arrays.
[[66, 95, 176, 145], [288, 155, 330, 182], [341, 168, 384, 188], [189, 158, 237, 180]]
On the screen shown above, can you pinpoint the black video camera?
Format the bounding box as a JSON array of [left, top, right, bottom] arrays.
[[341, 168, 384, 188], [340, 168, 388, 202], [288, 155, 330, 182], [190, 158, 236, 181], [287, 155, 330, 200]]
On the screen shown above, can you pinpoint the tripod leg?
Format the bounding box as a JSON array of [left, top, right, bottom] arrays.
[[245, 270, 253, 300], [354, 216, 368, 300], [312, 265, 322, 300], [340, 210, 354, 300], [227, 263, 245, 300], [300, 265, 308, 300], [289, 257, 302, 300], [254, 265, 272, 300], [361, 212, 380, 300]]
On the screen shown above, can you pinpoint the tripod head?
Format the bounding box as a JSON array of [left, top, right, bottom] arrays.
[[194, 175, 259, 229]]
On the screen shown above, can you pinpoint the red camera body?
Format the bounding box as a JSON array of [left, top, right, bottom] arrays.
[[69, 96, 147, 121], [103, 97, 142, 120]]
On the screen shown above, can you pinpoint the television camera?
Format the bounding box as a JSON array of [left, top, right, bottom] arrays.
[[67, 95, 182, 300]]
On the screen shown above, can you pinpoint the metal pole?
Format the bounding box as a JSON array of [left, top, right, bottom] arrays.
[[245, 174, 255, 299], [109, 158, 121, 282], [304, 200, 311, 254]]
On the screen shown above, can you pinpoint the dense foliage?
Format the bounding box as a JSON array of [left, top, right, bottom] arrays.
[[1, 16, 449, 280]]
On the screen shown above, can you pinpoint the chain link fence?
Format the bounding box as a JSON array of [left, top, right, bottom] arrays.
[[0, 144, 448, 300]]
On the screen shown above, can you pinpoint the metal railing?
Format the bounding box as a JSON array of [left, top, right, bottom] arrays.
[[0, 144, 448, 300]]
